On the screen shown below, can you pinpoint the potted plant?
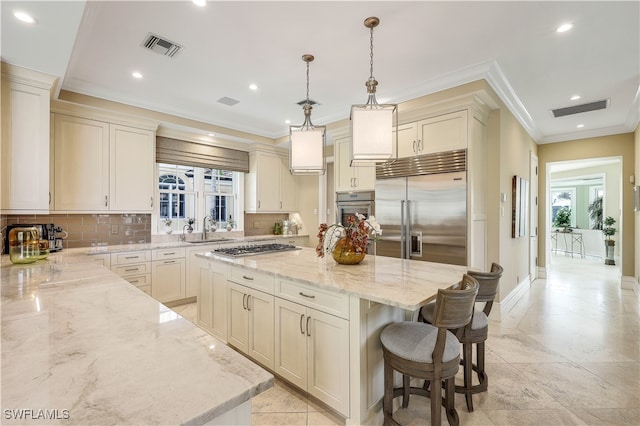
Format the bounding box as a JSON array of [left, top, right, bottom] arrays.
[[553, 207, 572, 232], [602, 216, 616, 265], [185, 217, 195, 233], [588, 196, 603, 230], [163, 218, 173, 234], [316, 214, 382, 264], [226, 215, 236, 232]]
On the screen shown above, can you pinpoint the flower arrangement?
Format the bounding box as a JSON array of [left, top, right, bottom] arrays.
[[226, 215, 236, 231], [316, 213, 382, 258], [162, 217, 172, 226], [185, 217, 195, 226]]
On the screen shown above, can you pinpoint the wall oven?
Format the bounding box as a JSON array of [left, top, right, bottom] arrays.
[[336, 191, 374, 225]]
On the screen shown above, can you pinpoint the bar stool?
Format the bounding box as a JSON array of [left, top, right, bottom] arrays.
[[380, 275, 479, 425], [419, 263, 503, 412]]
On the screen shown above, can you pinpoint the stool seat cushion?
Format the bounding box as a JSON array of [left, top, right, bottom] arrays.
[[420, 302, 488, 330], [380, 322, 460, 363]]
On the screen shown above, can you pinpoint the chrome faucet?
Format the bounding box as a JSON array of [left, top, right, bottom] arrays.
[[202, 215, 211, 240]]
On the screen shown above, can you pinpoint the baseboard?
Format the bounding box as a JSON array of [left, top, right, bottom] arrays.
[[489, 276, 531, 322], [537, 265, 548, 279], [621, 275, 639, 297]]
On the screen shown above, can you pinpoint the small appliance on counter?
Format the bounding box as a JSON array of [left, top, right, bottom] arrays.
[[7, 226, 48, 264], [3, 223, 66, 255]]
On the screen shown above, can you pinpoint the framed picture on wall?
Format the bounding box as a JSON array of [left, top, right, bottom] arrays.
[[512, 175, 529, 238]]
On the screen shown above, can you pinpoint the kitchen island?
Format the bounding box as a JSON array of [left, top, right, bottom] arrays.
[[0, 251, 273, 425], [196, 247, 466, 425]]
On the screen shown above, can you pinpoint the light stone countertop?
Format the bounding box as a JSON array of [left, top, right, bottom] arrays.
[[0, 251, 273, 425], [197, 247, 467, 311], [84, 233, 309, 255]]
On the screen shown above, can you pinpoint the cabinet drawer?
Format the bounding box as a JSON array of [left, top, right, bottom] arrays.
[[277, 279, 349, 320], [112, 263, 150, 277], [152, 247, 185, 261], [123, 274, 152, 288], [229, 267, 274, 293], [111, 250, 151, 265]]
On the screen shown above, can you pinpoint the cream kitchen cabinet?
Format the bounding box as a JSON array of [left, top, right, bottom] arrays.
[[53, 114, 155, 213], [197, 257, 228, 342], [110, 250, 152, 295], [334, 136, 375, 193], [394, 110, 467, 158], [1, 63, 56, 213], [245, 151, 297, 212], [151, 248, 186, 303], [274, 278, 350, 416], [186, 243, 223, 298], [280, 235, 310, 248], [227, 269, 275, 370]]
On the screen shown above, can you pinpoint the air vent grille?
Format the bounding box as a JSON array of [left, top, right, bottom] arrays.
[[142, 33, 183, 57], [217, 97, 240, 106], [551, 99, 609, 118]]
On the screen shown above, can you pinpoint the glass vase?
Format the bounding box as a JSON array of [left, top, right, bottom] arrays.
[[332, 238, 366, 265]]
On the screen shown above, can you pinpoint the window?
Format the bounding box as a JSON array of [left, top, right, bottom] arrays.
[[157, 163, 239, 233], [550, 188, 575, 227]]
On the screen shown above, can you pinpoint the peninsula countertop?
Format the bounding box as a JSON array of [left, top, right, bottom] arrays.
[[0, 251, 273, 425], [197, 247, 467, 311]]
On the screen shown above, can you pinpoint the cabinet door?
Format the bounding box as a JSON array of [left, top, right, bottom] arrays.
[[248, 290, 275, 369], [1, 80, 51, 212], [54, 115, 110, 211], [395, 122, 418, 158], [228, 282, 249, 353], [256, 153, 282, 211], [307, 308, 350, 416], [197, 262, 228, 342], [353, 164, 376, 191], [274, 298, 307, 390], [418, 110, 467, 154], [109, 124, 154, 212], [151, 258, 185, 302], [334, 137, 355, 192]]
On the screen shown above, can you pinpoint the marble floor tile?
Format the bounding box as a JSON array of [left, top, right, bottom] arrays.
[[578, 362, 640, 396], [252, 379, 308, 413], [483, 408, 586, 425], [567, 407, 640, 425], [171, 302, 197, 323], [486, 333, 571, 363], [252, 412, 308, 426]]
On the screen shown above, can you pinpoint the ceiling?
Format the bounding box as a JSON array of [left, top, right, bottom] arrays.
[[2, 1, 639, 146]]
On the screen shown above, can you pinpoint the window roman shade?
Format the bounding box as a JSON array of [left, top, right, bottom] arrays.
[[156, 136, 249, 173]]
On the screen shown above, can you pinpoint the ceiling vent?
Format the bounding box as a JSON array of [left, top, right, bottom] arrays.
[[297, 99, 318, 106], [217, 96, 240, 106], [141, 33, 183, 58], [551, 99, 609, 118]]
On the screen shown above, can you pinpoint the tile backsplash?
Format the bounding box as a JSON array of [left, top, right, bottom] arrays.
[[243, 213, 289, 236], [0, 214, 151, 252]]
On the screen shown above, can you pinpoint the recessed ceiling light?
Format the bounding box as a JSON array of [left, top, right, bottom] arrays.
[[14, 11, 36, 24], [132, 71, 143, 79], [249, 84, 258, 91], [285, 120, 291, 124], [192, 0, 206, 6], [577, 124, 584, 128], [570, 95, 581, 101], [207, 133, 214, 137], [556, 23, 573, 33]]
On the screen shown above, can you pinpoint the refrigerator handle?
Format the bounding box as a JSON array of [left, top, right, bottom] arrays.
[[411, 231, 423, 257], [400, 200, 406, 258], [405, 200, 412, 259]]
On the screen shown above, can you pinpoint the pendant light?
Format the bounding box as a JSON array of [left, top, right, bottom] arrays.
[[350, 17, 397, 165], [290, 54, 326, 175]]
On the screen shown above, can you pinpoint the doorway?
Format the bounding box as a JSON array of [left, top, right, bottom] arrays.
[[546, 157, 622, 270]]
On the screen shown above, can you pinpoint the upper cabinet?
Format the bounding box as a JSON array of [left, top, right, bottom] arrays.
[[52, 112, 156, 213], [245, 151, 297, 213], [394, 110, 468, 158], [1, 63, 57, 213], [334, 136, 375, 193]]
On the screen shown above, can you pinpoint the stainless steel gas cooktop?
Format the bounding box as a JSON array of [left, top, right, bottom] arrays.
[[212, 243, 301, 257]]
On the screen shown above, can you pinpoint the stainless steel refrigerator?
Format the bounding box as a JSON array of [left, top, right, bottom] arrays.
[[374, 150, 467, 266]]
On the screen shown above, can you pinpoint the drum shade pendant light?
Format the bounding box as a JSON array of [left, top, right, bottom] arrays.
[[350, 17, 397, 165], [290, 54, 326, 175]]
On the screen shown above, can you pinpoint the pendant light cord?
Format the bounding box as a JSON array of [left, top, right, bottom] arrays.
[[306, 59, 311, 104], [369, 24, 375, 81]]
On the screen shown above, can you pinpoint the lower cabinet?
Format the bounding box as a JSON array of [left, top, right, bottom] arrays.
[[151, 248, 186, 303], [274, 298, 350, 417], [197, 258, 227, 342], [228, 281, 275, 370], [110, 250, 152, 295]]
